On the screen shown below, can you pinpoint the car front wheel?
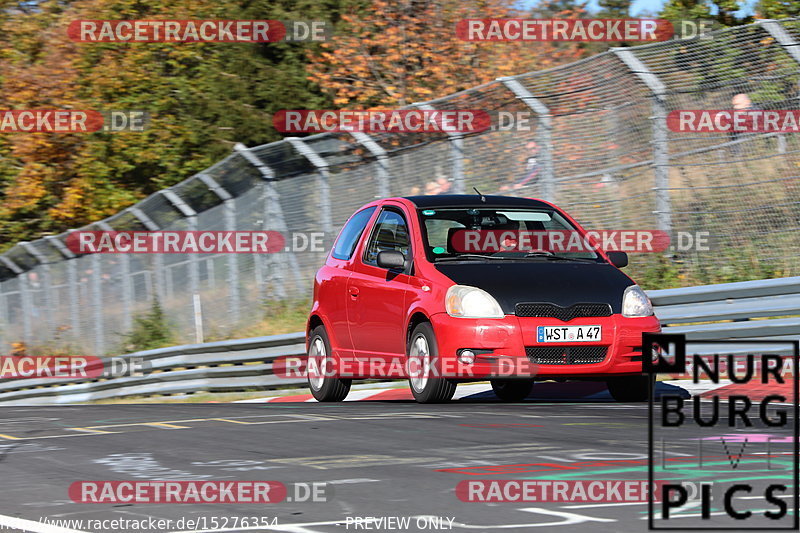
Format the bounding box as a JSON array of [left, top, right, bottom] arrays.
[[307, 325, 351, 402], [407, 322, 456, 404], [606, 374, 654, 402], [491, 379, 534, 402]]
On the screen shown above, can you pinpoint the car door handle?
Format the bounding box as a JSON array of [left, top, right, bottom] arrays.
[[349, 287, 359, 298]]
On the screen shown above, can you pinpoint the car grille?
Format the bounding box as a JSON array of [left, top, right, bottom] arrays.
[[525, 346, 608, 365], [515, 303, 612, 321]]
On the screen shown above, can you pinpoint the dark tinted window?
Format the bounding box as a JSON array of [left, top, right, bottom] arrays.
[[364, 209, 411, 266], [331, 207, 376, 260]]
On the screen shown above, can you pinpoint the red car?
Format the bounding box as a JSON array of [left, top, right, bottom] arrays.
[[306, 194, 660, 403]]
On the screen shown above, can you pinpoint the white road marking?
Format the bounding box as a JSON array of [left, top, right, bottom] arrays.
[[440, 508, 616, 528], [325, 478, 380, 484], [563, 501, 647, 509]]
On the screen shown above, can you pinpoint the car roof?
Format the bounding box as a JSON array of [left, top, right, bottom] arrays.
[[401, 194, 552, 209]]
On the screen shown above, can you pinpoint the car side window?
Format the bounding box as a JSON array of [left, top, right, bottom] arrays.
[[331, 206, 376, 260], [363, 209, 411, 266]]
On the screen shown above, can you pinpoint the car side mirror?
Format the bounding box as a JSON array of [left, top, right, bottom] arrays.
[[377, 250, 406, 270], [607, 251, 628, 268]]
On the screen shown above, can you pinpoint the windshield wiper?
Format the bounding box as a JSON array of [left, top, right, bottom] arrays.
[[434, 254, 509, 262], [525, 252, 597, 263]]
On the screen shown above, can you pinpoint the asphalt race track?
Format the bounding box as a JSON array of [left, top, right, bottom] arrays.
[[0, 383, 796, 532]]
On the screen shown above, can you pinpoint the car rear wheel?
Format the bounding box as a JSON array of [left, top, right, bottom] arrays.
[[491, 379, 534, 402], [307, 325, 351, 402], [407, 322, 456, 404], [606, 374, 654, 402]]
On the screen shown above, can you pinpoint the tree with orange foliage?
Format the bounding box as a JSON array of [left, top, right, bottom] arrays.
[[307, 0, 588, 108]]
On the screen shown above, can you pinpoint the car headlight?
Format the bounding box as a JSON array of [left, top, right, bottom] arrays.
[[622, 285, 654, 318], [445, 285, 504, 318]]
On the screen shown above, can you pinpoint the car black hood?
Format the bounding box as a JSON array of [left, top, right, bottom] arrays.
[[435, 261, 634, 314]]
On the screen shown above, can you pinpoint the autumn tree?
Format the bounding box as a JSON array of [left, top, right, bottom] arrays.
[[659, 0, 751, 26], [0, 0, 340, 247], [597, 0, 632, 18], [307, 0, 588, 108], [756, 0, 800, 18]]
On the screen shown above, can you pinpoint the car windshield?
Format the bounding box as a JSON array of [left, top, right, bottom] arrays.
[[418, 207, 602, 262]]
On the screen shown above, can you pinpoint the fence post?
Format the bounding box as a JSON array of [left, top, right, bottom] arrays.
[[45, 235, 79, 342], [197, 173, 240, 326], [497, 77, 556, 202], [96, 221, 133, 336], [0, 257, 28, 345], [350, 131, 392, 198], [235, 143, 301, 301], [612, 48, 673, 236], [758, 20, 800, 64], [286, 137, 334, 279], [758, 20, 800, 155], [412, 103, 465, 193], [19, 242, 54, 342], [286, 138, 333, 237], [234, 143, 280, 302], [91, 252, 104, 355], [0, 282, 5, 352], [128, 207, 163, 304], [161, 188, 200, 303]]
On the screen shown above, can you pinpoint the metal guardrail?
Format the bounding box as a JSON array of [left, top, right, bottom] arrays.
[[0, 277, 798, 404]]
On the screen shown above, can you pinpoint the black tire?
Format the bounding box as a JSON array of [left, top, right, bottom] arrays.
[[491, 379, 534, 402], [407, 322, 456, 404], [307, 325, 351, 402], [607, 374, 654, 402]]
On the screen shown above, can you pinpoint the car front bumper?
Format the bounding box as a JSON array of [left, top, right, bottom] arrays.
[[429, 312, 661, 379]]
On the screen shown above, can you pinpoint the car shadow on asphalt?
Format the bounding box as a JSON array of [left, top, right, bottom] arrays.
[[360, 380, 691, 403]]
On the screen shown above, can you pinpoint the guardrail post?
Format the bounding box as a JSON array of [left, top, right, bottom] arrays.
[[0, 257, 28, 346], [128, 207, 164, 305], [613, 48, 673, 236], [19, 242, 54, 341], [46, 235, 79, 341], [350, 131, 392, 198], [497, 77, 556, 202], [412, 103, 465, 194], [198, 173, 240, 325]]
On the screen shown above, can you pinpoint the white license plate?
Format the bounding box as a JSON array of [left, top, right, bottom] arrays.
[[537, 325, 602, 343]]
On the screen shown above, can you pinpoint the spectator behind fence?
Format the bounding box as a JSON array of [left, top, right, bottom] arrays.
[[500, 141, 539, 192], [730, 93, 754, 152]]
